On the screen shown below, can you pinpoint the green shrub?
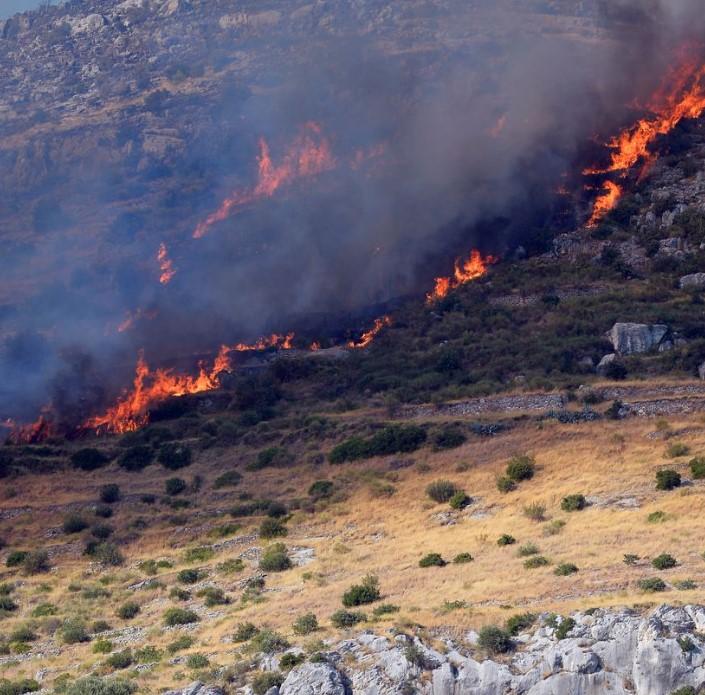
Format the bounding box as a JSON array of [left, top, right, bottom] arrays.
[[280, 652, 305, 670], [9, 625, 36, 642], [0, 679, 40, 695], [524, 556, 550, 569], [65, 677, 136, 695], [93, 543, 124, 567], [93, 639, 113, 654], [497, 534, 516, 546], [561, 494, 587, 512], [169, 587, 191, 601], [675, 579, 697, 590], [250, 629, 290, 653], [656, 469, 682, 491], [342, 575, 381, 607], [638, 577, 668, 593], [92, 621, 111, 634], [63, 513, 89, 534], [106, 649, 133, 670], [140, 494, 157, 504], [94, 504, 113, 518], [118, 446, 154, 471], [0, 596, 18, 612], [186, 653, 209, 669], [71, 448, 111, 472], [248, 447, 291, 471], [100, 484, 121, 504], [555, 617, 576, 640], [453, 552, 474, 564], [432, 427, 466, 451], [308, 480, 335, 499], [158, 443, 193, 470], [91, 524, 114, 540], [135, 645, 161, 663], [196, 587, 229, 607], [372, 604, 400, 616], [330, 609, 366, 629], [22, 550, 50, 575], [259, 543, 292, 572], [506, 613, 536, 636], [648, 510, 668, 523], [496, 476, 516, 493], [116, 601, 140, 620], [506, 455, 535, 482], [652, 553, 677, 570], [419, 553, 446, 568], [554, 563, 579, 576], [623, 554, 640, 565], [665, 442, 690, 458], [543, 520, 566, 536], [31, 602, 56, 617], [61, 619, 90, 644], [163, 608, 199, 626], [689, 457, 705, 479], [177, 568, 205, 584], [329, 425, 426, 464], [216, 558, 245, 574], [6, 550, 28, 568], [677, 636, 696, 653], [259, 518, 287, 539], [669, 688, 697, 695], [293, 612, 319, 635], [425, 480, 459, 504], [523, 503, 546, 522], [266, 501, 288, 518], [449, 491, 471, 510], [233, 622, 259, 642], [166, 635, 194, 653], [517, 543, 539, 557], [213, 470, 242, 488], [477, 625, 512, 654], [165, 477, 187, 496], [251, 672, 284, 695]]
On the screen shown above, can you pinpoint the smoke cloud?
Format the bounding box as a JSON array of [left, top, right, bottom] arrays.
[[1, 0, 705, 426]]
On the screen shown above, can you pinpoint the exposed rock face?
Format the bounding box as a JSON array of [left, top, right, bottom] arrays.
[[236, 605, 705, 695], [607, 323, 671, 355], [680, 272, 705, 289], [164, 682, 225, 695]]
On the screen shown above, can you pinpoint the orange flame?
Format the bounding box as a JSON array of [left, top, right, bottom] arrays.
[[5, 413, 56, 444], [348, 316, 392, 349], [585, 59, 705, 223], [84, 333, 295, 435], [426, 249, 497, 303], [157, 243, 176, 285], [194, 123, 336, 239]]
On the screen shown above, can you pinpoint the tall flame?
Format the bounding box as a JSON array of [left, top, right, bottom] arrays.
[[348, 316, 392, 349], [157, 243, 176, 285], [84, 334, 295, 435], [426, 249, 497, 303], [4, 414, 55, 445], [586, 59, 705, 224], [194, 122, 336, 239]]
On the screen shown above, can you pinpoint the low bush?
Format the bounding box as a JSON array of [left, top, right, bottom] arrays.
[[675, 579, 697, 590], [22, 550, 50, 575], [330, 609, 366, 629], [99, 484, 121, 504], [329, 425, 427, 464], [449, 491, 471, 510], [94, 504, 114, 518], [233, 622, 259, 642], [93, 639, 113, 654], [163, 608, 199, 626], [64, 677, 136, 695], [523, 503, 546, 522], [373, 604, 400, 616], [266, 501, 287, 518], [177, 568, 205, 584], [623, 554, 640, 565], [166, 635, 194, 653], [293, 612, 319, 635], [71, 448, 111, 471], [213, 470, 242, 489], [5, 551, 27, 568], [183, 546, 214, 563], [31, 603, 56, 617], [554, 563, 579, 576], [506, 455, 536, 482], [506, 613, 536, 636], [665, 442, 690, 459], [10, 625, 36, 642], [477, 625, 512, 654], [158, 443, 192, 470], [432, 427, 466, 451], [426, 480, 459, 504], [196, 587, 229, 607], [524, 556, 550, 569], [656, 469, 681, 491], [118, 446, 154, 472], [308, 480, 335, 499], [638, 577, 668, 593], [342, 575, 381, 607], [251, 673, 284, 695], [169, 587, 191, 602], [259, 518, 287, 539], [259, 543, 292, 572], [419, 553, 446, 568], [280, 652, 305, 670], [497, 534, 516, 546], [648, 510, 668, 523], [689, 457, 705, 479], [216, 558, 245, 574], [496, 476, 516, 493], [0, 679, 40, 695], [0, 596, 18, 613], [517, 542, 539, 557], [652, 553, 677, 570], [561, 494, 587, 512], [91, 524, 114, 540], [116, 601, 140, 620], [248, 447, 291, 471], [106, 649, 133, 670], [555, 617, 576, 640], [250, 629, 290, 653], [93, 543, 124, 567], [453, 552, 474, 564], [185, 653, 209, 669], [61, 620, 90, 644], [165, 477, 187, 496], [63, 513, 89, 534]]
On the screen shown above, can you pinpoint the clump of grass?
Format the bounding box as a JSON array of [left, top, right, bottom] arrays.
[[419, 553, 446, 568], [652, 553, 677, 570], [453, 552, 473, 564], [665, 442, 690, 459], [426, 480, 460, 504], [497, 534, 516, 546], [554, 562, 579, 576], [647, 511, 669, 524], [523, 503, 546, 522], [524, 556, 550, 569]]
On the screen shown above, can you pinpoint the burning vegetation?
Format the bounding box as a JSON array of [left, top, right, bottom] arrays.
[[426, 250, 497, 304]]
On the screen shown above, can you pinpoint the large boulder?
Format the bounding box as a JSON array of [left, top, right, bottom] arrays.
[[607, 323, 671, 355], [279, 662, 347, 695], [680, 273, 705, 289]]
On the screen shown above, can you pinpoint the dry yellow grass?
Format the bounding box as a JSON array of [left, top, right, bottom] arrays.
[[2, 391, 705, 689]]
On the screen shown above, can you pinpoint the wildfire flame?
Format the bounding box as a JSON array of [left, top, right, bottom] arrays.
[[426, 249, 497, 303], [157, 243, 176, 285], [585, 58, 705, 224], [194, 122, 336, 239], [84, 334, 295, 435], [5, 414, 55, 445], [348, 316, 392, 349]]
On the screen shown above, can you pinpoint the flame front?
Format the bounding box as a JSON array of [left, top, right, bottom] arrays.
[[586, 59, 705, 224], [426, 249, 496, 303], [84, 334, 295, 435], [194, 123, 336, 239], [157, 243, 176, 285], [4, 414, 55, 445], [348, 316, 392, 349]]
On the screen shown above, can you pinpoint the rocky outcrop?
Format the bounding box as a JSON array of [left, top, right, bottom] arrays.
[[607, 323, 672, 355], [231, 605, 705, 695], [680, 273, 705, 289]]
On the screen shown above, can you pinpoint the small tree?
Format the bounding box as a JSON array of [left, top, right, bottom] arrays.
[[342, 575, 381, 607], [656, 469, 681, 491]]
